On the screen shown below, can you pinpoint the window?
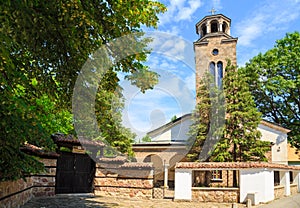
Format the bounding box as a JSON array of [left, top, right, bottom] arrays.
[[209, 62, 215, 77], [217, 61, 223, 87], [209, 61, 223, 88], [274, 171, 280, 186], [211, 170, 222, 181], [201, 24, 207, 37], [212, 49, 219, 56], [222, 22, 228, 33], [211, 21, 218, 33]]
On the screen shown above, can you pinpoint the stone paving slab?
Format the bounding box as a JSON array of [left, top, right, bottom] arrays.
[[21, 194, 247, 208]]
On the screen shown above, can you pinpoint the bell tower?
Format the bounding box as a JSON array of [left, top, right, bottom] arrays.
[[194, 12, 238, 90]]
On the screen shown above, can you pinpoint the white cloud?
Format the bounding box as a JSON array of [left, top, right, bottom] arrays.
[[177, 0, 202, 21], [158, 0, 203, 26], [236, 0, 300, 47], [212, 0, 222, 11]]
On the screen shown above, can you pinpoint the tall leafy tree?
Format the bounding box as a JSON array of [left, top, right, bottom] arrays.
[[240, 32, 300, 148], [0, 0, 166, 181]]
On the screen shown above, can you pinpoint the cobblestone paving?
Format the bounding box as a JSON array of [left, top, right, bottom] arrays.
[[21, 194, 247, 208]]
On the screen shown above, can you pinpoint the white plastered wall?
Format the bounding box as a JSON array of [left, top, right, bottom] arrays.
[[174, 169, 192, 200], [240, 169, 274, 203], [258, 124, 288, 164]]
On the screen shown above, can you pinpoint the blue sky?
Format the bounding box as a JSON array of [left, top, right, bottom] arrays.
[[120, 0, 300, 141]]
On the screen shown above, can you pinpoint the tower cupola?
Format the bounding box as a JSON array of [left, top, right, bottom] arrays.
[[196, 14, 231, 39]]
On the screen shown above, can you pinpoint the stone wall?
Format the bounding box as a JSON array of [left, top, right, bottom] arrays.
[[193, 170, 237, 188], [290, 184, 298, 195], [274, 185, 285, 199], [94, 162, 154, 199], [0, 158, 57, 208], [192, 187, 239, 203]]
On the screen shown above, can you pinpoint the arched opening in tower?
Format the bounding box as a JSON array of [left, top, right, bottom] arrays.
[[201, 24, 207, 37], [211, 21, 218, 33], [222, 22, 228, 33]]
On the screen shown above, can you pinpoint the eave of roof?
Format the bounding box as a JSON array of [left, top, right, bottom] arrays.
[[51, 133, 106, 148], [260, 120, 290, 133], [176, 162, 300, 170], [147, 114, 192, 138], [20, 143, 60, 159]]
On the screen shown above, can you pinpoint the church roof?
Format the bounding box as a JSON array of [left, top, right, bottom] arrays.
[[194, 32, 237, 44], [147, 113, 192, 138], [145, 114, 290, 139]]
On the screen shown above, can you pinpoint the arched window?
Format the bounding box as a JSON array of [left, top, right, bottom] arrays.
[[217, 61, 223, 87], [209, 62, 216, 85], [211, 21, 218, 33], [222, 22, 228, 33], [201, 24, 207, 37], [210, 62, 215, 76]]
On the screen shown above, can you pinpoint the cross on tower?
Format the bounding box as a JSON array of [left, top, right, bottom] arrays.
[[209, 8, 217, 15]]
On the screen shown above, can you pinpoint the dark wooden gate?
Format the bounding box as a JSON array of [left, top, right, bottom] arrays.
[[56, 152, 95, 194]]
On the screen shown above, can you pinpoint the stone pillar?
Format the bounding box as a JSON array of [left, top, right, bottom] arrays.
[[206, 22, 210, 33], [219, 22, 223, 32], [164, 161, 169, 188]]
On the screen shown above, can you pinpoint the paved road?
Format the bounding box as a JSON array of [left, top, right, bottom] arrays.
[[257, 193, 300, 208], [21, 194, 246, 208], [21, 193, 300, 208]]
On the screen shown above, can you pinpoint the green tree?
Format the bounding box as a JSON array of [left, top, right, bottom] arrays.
[[240, 32, 300, 148], [210, 61, 270, 163], [188, 62, 270, 187], [141, 135, 152, 143], [0, 0, 166, 181], [187, 75, 212, 162]]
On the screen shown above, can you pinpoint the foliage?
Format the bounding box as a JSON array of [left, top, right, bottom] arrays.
[[188, 61, 270, 163], [141, 135, 152, 143], [0, 0, 166, 181], [170, 115, 177, 122], [240, 32, 300, 148], [187, 74, 212, 161]]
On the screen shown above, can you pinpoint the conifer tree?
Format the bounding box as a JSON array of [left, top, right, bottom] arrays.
[[211, 61, 270, 187], [187, 76, 211, 161], [188, 61, 270, 167], [210, 61, 270, 163]]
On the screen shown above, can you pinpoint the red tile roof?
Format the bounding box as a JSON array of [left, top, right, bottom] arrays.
[[97, 156, 128, 163], [51, 133, 105, 147], [121, 162, 153, 169], [176, 162, 300, 170], [20, 143, 60, 158]]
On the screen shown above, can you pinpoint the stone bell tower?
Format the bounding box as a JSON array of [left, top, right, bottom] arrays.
[[194, 12, 238, 91]]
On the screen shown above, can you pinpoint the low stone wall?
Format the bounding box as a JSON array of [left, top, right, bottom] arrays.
[[290, 184, 298, 195], [274, 185, 285, 199], [94, 162, 154, 199], [0, 177, 33, 208], [0, 158, 57, 208], [192, 187, 239, 203]]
